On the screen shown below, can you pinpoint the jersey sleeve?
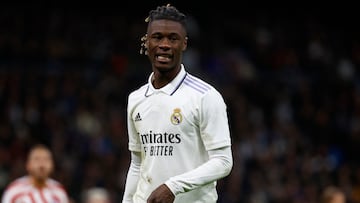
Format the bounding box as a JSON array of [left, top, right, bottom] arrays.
[[1, 180, 22, 203], [199, 89, 231, 150], [58, 185, 71, 203], [165, 146, 233, 195], [1, 188, 12, 203], [122, 151, 141, 203], [127, 93, 141, 152]]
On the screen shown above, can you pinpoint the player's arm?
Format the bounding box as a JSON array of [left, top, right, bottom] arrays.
[[1, 187, 15, 203], [1, 192, 9, 203], [148, 146, 232, 202], [122, 96, 142, 203], [58, 185, 71, 203], [122, 151, 141, 203], [152, 89, 233, 196], [164, 146, 232, 195]]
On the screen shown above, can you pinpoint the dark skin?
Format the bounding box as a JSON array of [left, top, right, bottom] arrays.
[[146, 19, 187, 89], [145, 19, 187, 203]]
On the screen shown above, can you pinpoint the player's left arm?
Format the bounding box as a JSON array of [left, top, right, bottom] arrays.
[[165, 89, 233, 195], [148, 146, 233, 203], [148, 145, 232, 202], [164, 146, 232, 195]]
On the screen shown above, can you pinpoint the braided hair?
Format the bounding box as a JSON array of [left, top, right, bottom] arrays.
[[140, 4, 187, 55], [145, 4, 187, 28]]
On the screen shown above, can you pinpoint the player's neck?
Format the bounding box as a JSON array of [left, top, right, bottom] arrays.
[[152, 75, 170, 89], [152, 67, 180, 89], [30, 177, 47, 189]]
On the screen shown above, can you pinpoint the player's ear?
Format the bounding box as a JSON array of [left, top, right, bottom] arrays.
[[182, 36, 188, 51]]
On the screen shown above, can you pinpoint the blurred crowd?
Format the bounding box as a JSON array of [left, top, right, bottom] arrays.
[[0, 4, 360, 203]]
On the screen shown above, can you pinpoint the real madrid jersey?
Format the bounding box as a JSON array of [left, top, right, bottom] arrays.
[[126, 64, 231, 203]]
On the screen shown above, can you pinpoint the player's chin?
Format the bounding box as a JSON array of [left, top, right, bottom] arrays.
[[33, 175, 48, 181], [34, 171, 51, 179], [153, 60, 173, 69]]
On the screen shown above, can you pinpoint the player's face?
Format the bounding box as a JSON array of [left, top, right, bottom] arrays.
[[26, 148, 54, 181], [146, 19, 187, 73]]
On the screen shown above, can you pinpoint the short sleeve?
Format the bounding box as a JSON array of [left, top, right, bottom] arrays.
[[127, 94, 142, 152], [199, 89, 231, 150]]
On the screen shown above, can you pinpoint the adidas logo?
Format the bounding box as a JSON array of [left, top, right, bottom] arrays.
[[135, 113, 142, 121]]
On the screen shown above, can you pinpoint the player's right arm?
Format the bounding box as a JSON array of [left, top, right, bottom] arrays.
[[1, 187, 16, 203], [122, 94, 142, 203], [122, 151, 141, 203]]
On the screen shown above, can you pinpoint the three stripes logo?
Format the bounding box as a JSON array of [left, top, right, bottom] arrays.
[[135, 113, 142, 121]]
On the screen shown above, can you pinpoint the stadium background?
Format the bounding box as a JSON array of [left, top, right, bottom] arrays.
[[0, 1, 359, 202]]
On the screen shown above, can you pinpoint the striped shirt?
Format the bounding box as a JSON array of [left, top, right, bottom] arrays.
[[1, 176, 69, 203]]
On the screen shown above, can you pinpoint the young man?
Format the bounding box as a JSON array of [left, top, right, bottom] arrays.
[[1, 144, 70, 203], [122, 4, 233, 203]]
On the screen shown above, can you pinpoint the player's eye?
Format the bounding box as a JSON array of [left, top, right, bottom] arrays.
[[169, 37, 178, 42], [151, 35, 162, 41]]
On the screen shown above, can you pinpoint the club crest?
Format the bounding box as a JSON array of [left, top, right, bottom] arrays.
[[170, 108, 182, 125]]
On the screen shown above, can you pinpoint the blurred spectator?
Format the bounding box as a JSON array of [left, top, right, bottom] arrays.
[[321, 186, 346, 203], [82, 187, 111, 203], [1, 144, 70, 203]]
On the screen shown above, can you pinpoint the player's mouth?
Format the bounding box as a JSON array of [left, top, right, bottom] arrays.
[[155, 54, 172, 63]]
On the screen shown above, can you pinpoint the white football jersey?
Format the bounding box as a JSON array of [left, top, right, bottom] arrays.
[[1, 176, 69, 203], [127, 64, 231, 202]]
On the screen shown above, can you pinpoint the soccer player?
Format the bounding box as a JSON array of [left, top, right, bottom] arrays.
[[1, 144, 70, 203], [122, 4, 233, 203]]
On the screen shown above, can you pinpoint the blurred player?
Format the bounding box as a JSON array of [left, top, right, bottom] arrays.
[[122, 4, 233, 203], [82, 187, 111, 203], [1, 144, 70, 203]]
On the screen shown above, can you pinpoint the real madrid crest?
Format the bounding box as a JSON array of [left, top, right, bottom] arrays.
[[170, 108, 182, 125]]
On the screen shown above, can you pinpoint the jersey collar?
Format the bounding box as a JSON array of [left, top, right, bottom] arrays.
[[145, 64, 187, 97]]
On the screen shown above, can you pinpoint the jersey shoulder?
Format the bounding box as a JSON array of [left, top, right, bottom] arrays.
[[5, 176, 29, 189], [128, 83, 148, 100], [2, 176, 30, 198], [47, 178, 64, 186], [182, 73, 220, 96]]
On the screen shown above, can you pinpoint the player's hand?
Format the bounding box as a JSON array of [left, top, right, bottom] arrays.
[[147, 184, 175, 203]]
